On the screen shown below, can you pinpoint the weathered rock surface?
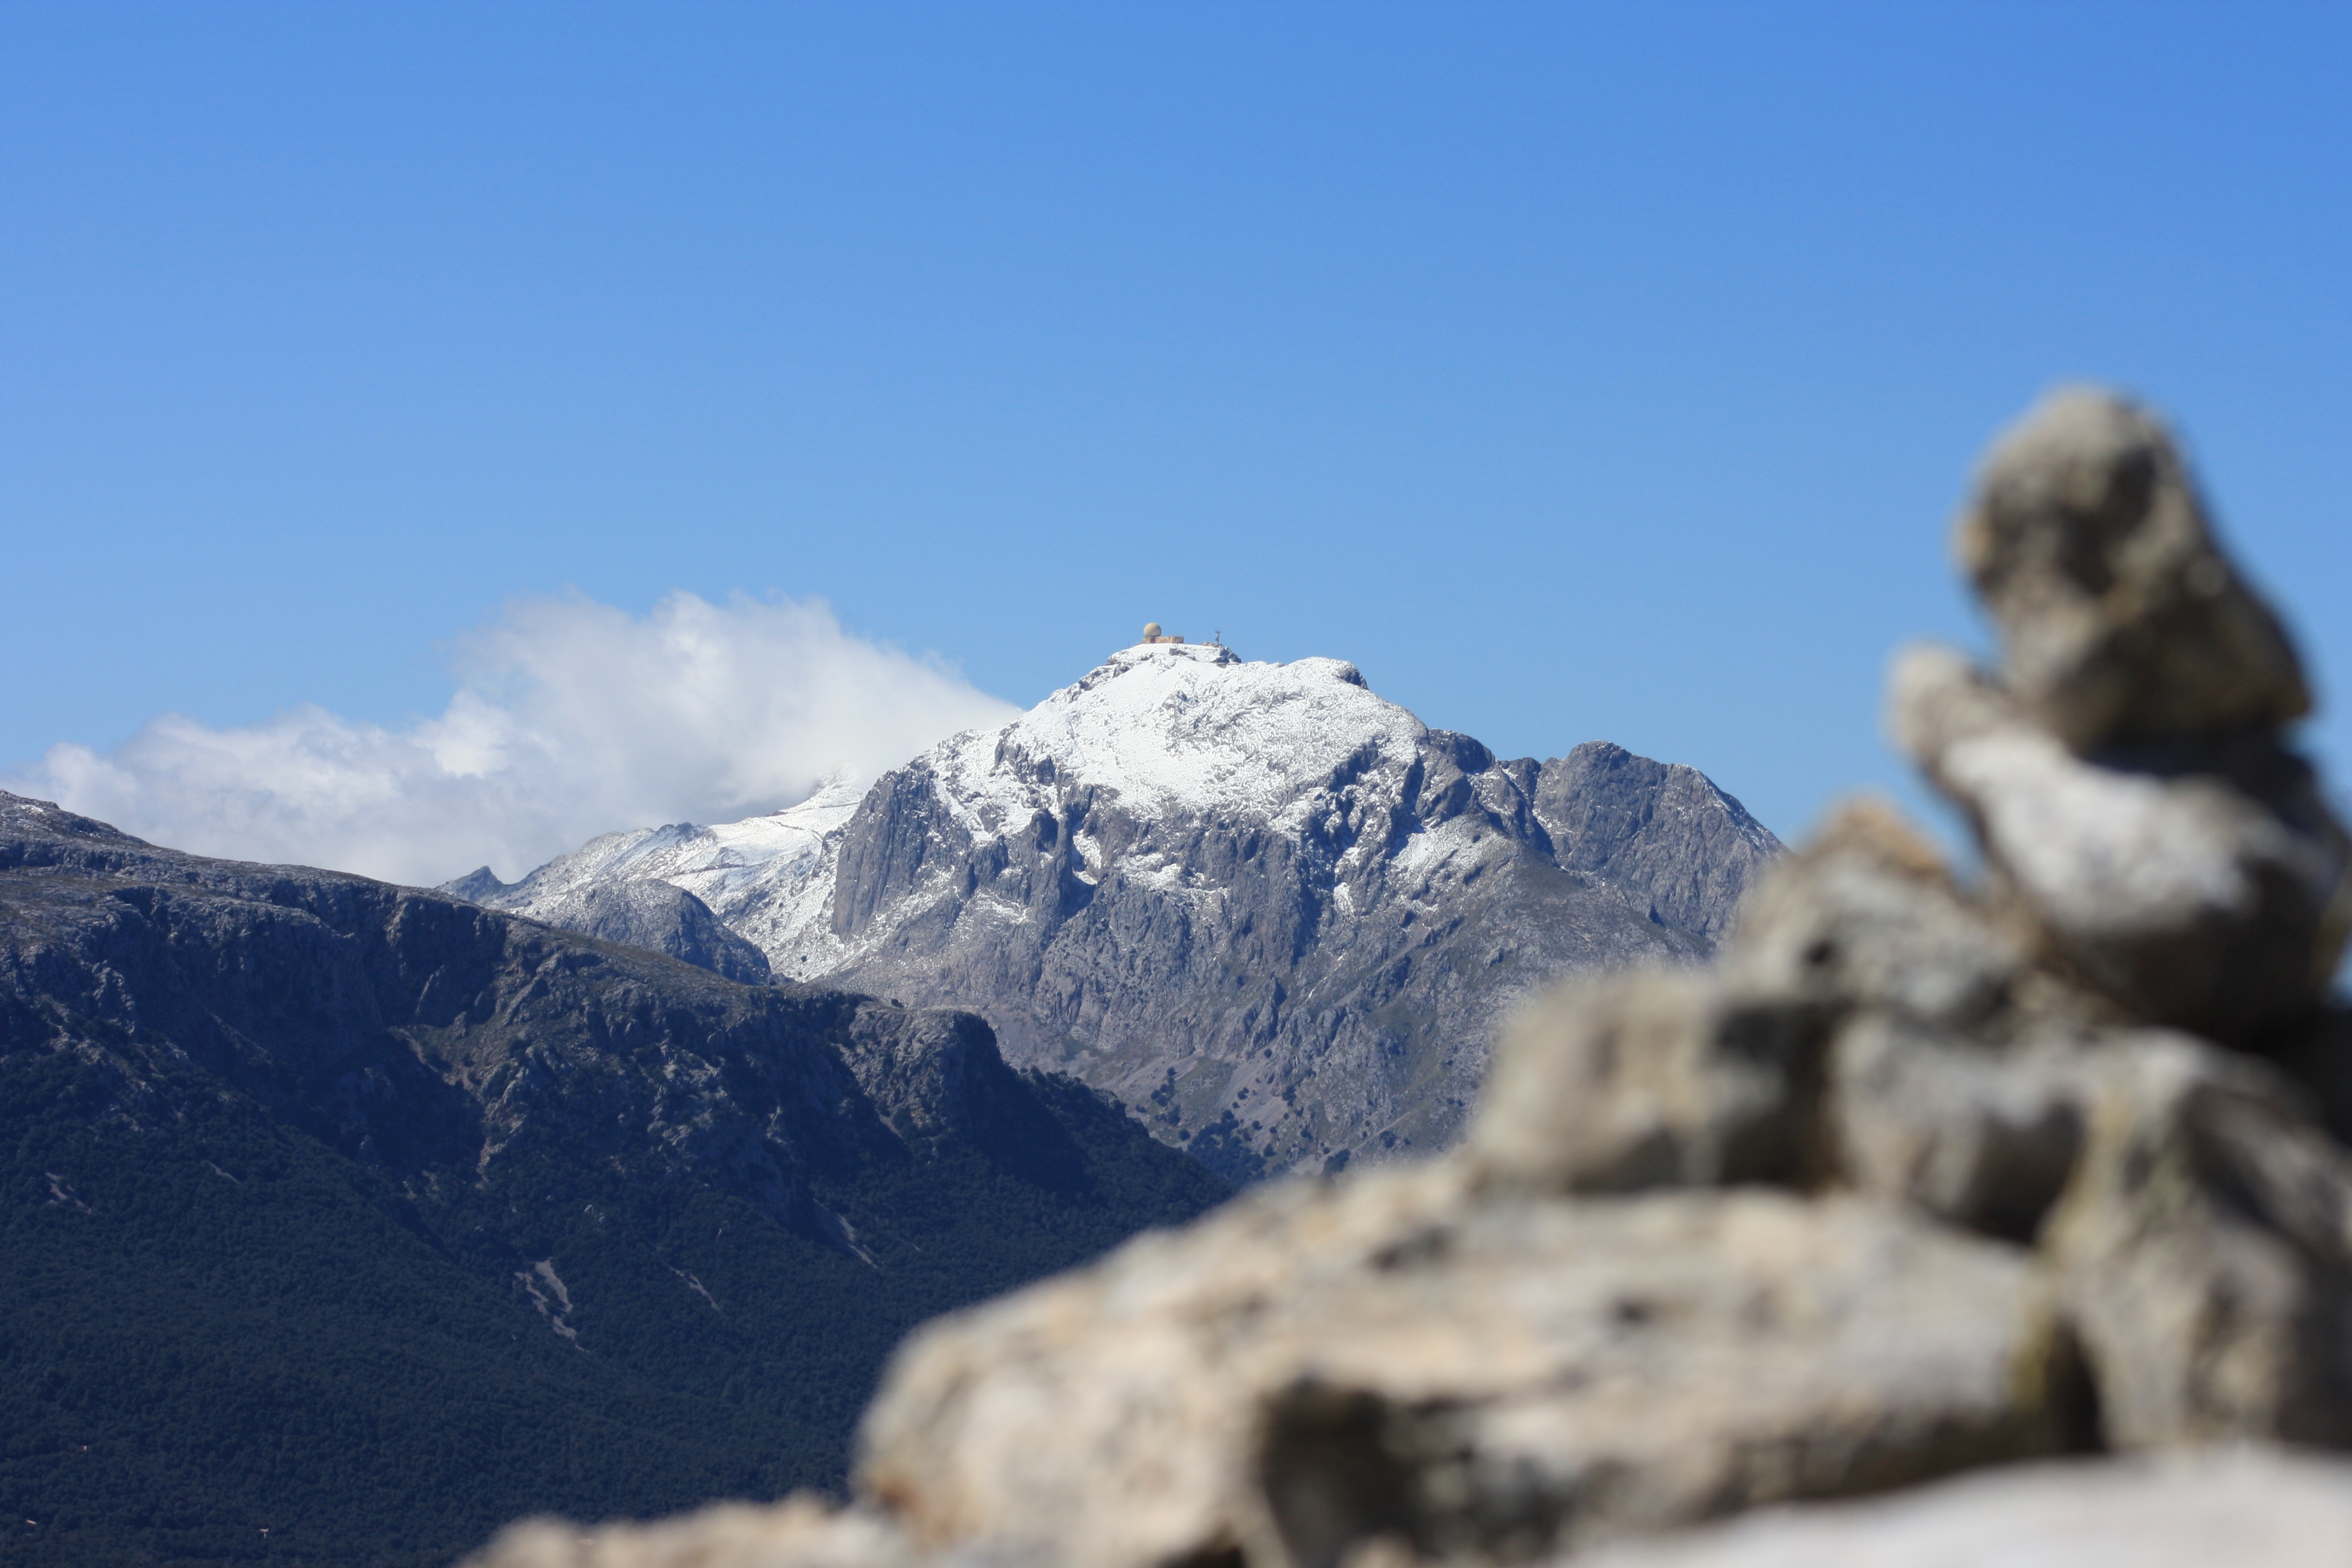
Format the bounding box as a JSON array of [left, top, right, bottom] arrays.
[[1570, 1449, 2352, 1568], [1890, 642, 2350, 1041], [858, 1177, 2087, 1568], [469, 1499, 924, 1568], [1955, 386, 2309, 751], [444, 859, 775, 984], [2042, 1031, 2352, 1447], [466, 1448, 2352, 1568], [1466, 971, 1817, 1195], [1717, 797, 2064, 1037], [466, 391, 2352, 1568], [1823, 1013, 2089, 1241], [1525, 742, 1776, 942], [456, 658, 1783, 1180]]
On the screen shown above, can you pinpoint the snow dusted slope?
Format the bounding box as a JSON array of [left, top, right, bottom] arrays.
[[460, 644, 1783, 1180], [454, 774, 866, 981]]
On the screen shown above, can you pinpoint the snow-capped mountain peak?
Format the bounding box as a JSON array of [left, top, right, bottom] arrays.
[[454, 651, 1782, 1178], [938, 645, 1419, 841]]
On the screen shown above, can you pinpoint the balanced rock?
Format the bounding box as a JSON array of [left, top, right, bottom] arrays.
[[1891, 641, 2350, 1042], [1955, 386, 2308, 751], [1716, 797, 2059, 1039]]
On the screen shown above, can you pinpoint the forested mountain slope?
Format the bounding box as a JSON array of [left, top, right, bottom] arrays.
[[0, 792, 1226, 1568]]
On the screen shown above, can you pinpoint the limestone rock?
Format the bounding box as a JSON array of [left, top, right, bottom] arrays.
[[462, 1498, 918, 1568], [1528, 741, 1782, 942], [1826, 1014, 2089, 1243], [453, 387, 2352, 1568], [1567, 1449, 2352, 1568], [1465, 970, 1817, 1195], [1890, 644, 2351, 1040], [1716, 798, 2051, 1039], [445, 863, 774, 984], [2040, 1030, 2352, 1447], [857, 1174, 2091, 1568], [1955, 386, 2308, 751], [841, 1005, 1030, 1147], [1466, 800, 2118, 1229]]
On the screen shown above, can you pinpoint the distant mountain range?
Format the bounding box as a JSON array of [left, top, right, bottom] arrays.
[[454, 643, 1782, 1181], [0, 791, 1224, 1567]]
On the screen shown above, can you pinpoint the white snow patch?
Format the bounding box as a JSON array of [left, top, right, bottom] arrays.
[[1125, 855, 1189, 893], [1390, 817, 1478, 886], [934, 649, 1422, 838]]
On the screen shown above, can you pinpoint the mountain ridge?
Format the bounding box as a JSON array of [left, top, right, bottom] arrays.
[[461, 644, 1782, 1180], [0, 789, 1227, 1566]]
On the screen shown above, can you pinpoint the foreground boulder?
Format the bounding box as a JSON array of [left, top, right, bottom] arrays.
[[1574, 1448, 2352, 1568], [1891, 643, 2348, 1043], [469, 1500, 920, 1568], [2042, 1031, 2352, 1447], [860, 1177, 2086, 1567], [1465, 970, 1817, 1195], [466, 391, 2352, 1568]]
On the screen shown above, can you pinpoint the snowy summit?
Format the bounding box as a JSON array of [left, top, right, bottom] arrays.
[[454, 641, 1781, 1180]]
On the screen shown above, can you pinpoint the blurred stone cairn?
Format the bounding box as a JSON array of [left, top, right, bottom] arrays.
[[471, 390, 2352, 1568]]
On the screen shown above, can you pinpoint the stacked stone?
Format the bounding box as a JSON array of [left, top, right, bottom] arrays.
[[467, 392, 2352, 1568]]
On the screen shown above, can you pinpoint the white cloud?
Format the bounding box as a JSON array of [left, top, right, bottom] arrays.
[[4, 592, 1021, 887]]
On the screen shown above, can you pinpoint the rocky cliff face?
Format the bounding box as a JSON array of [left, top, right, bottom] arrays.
[[4, 790, 902, 1230], [462, 653, 1781, 1180], [468, 389, 2352, 1568], [445, 858, 776, 984], [0, 792, 1227, 1565]]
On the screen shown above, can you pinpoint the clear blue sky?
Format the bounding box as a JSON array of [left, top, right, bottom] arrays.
[[5, 2, 2349, 862]]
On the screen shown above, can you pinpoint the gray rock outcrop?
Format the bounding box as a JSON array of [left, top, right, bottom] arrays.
[[858, 1178, 2089, 1567], [1573, 1449, 2352, 1568], [443, 858, 773, 984], [465, 387, 2352, 1568], [1954, 388, 2309, 750]]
